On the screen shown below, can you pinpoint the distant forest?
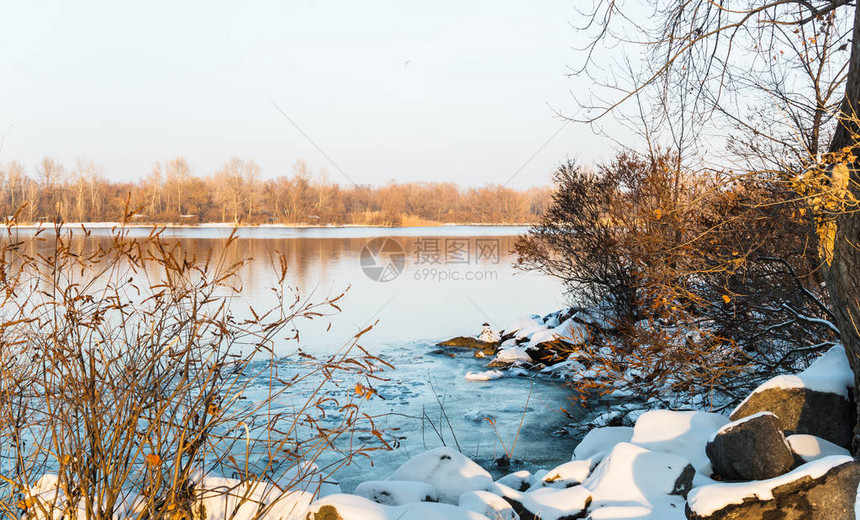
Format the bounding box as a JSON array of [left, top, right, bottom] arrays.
[[0, 157, 552, 225]]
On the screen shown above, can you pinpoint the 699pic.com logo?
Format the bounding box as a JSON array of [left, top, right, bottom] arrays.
[[360, 237, 406, 282]]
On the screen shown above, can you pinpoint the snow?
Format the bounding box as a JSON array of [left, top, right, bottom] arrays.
[[353, 480, 437, 505], [487, 481, 523, 502], [519, 486, 592, 519], [387, 447, 494, 504], [630, 410, 728, 478], [539, 459, 595, 488], [525, 317, 590, 348], [540, 357, 585, 378], [587, 504, 684, 519], [465, 370, 504, 381], [687, 455, 853, 516], [458, 490, 518, 520], [192, 476, 315, 520], [514, 323, 548, 341], [582, 442, 691, 517], [734, 346, 854, 414], [526, 328, 559, 348], [492, 347, 533, 364], [574, 308, 615, 330], [787, 434, 850, 462], [504, 316, 543, 337], [573, 426, 634, 460], [478, 325, 501, 343], [495, 470, 531, 492], [305, 494, 491, 520], [22, 473, 316, 520], [554, 317, 590, 344]]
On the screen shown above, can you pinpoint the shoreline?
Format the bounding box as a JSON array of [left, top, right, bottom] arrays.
[[3, 222, 537, 230]]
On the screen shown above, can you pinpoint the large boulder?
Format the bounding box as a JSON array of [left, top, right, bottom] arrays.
[[730, 345, 855, 448], [686, 456, 858, 520], [705, 412, 794, 481]]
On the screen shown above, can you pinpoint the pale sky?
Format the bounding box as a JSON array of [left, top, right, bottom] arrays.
[[0, 1, 613, 188]]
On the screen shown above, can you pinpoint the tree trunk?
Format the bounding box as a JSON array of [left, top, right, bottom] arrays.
[[826, 4, 860, 455]]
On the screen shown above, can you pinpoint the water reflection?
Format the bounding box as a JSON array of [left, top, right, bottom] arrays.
[[9, 226, 567, 352]]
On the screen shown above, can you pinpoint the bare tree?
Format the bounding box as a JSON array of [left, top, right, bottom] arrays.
[[572, 0, 860, 450]]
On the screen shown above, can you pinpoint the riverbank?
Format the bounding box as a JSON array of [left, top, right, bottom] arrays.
[[303, 343, 858, 519], [2, 221, 537, 229], [19, 343, 854, 520]]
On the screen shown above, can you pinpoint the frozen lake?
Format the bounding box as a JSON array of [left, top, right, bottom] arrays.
[[10, 225, 587, 489]]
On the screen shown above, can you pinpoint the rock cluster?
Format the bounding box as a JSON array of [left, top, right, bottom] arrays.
[[304, 345, 860, 520], [437, 307, 604, 375]]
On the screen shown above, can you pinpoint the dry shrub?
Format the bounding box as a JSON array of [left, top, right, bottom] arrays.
[[518, 152, 836, 407], [0, 215, 390, 520]]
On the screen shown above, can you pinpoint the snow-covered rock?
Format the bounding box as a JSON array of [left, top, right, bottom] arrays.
[[458, 490, 518, 520], [486, 481, 523, 502], [742, 345, 854, 399], [573, 426, 634, 461], [553, 317, 590, 345], [478, 324, 501, 343], [525, 328, 559, 349], [630, 410, 728, 481], [489, 347, 532, 366], [686, 456, 856, 519], [786, 434, 850, 463], [494, 471, 531, 492], [539, 459, 596, 488], [388, 447, 493, 504], [353, 480, 437, 505], [582, 442, 692, 516], [573, 308, 615, 331], [517, 486, 592, 520], [465, 370, 504, 381], [305, 494, 491, 520], [730, 345, 855, 447], [539, 356, 585, 379]]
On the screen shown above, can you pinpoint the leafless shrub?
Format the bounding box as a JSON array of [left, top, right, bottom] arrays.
[[0, 213, 390, 520]]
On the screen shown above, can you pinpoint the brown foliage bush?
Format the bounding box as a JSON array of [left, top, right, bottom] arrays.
[[0, 217, 390, 520], [517, 152, 836, 406]]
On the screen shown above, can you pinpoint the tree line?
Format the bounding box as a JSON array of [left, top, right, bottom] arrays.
[[0, 157, 551, 225]]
